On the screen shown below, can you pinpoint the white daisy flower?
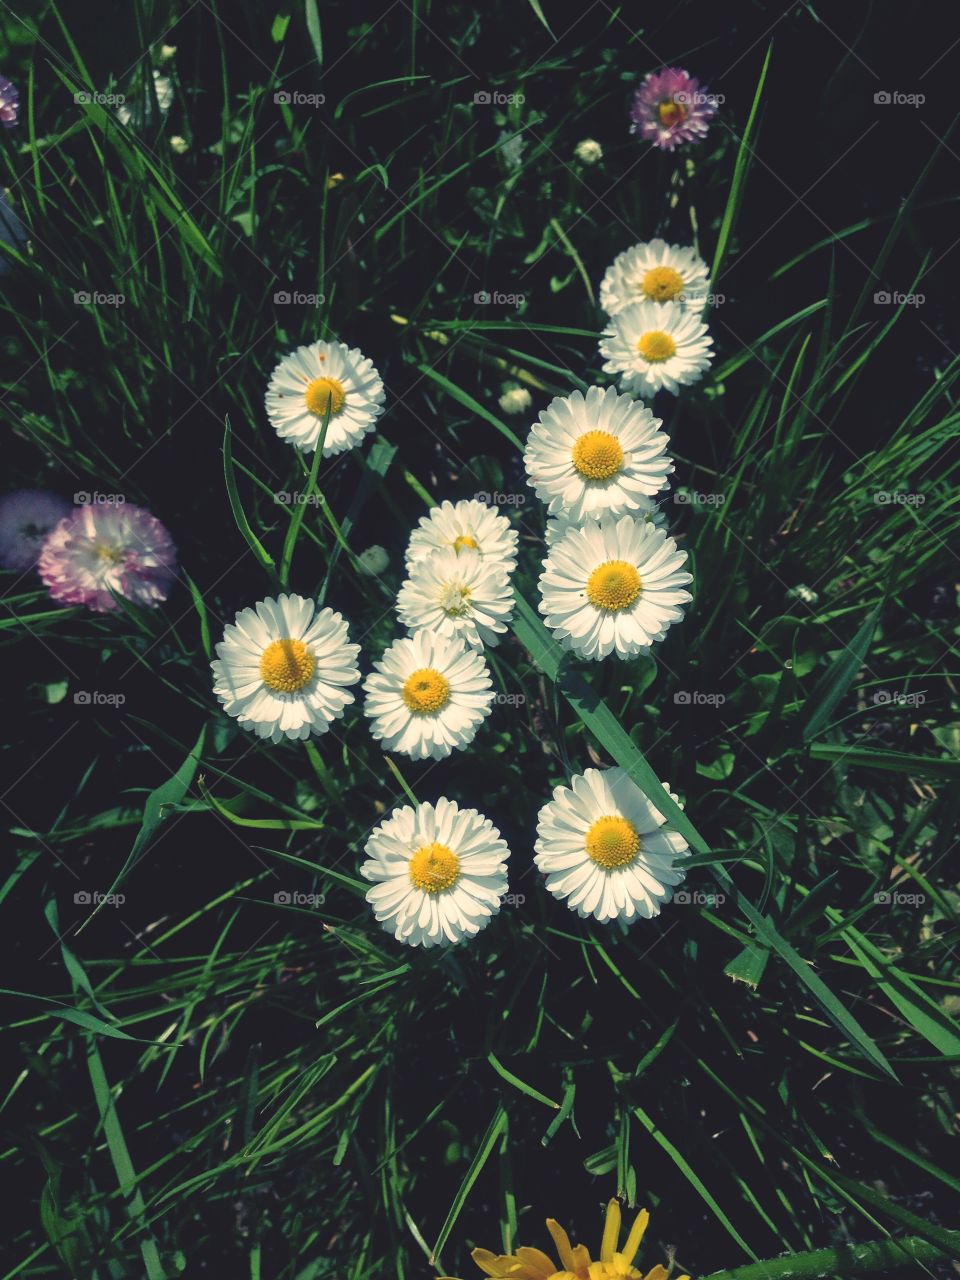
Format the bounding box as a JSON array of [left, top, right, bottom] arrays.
[[363, 630, 494, 760], [535, 767, 689, 922], [599, 301, 713, 398], [545, 496, 667, 547], [498, 384, 533, 415], [211, 593, 360, 743], [538, 514, 692, 661], [524, 385, 673, 525], [600, 239, 710, 317], [362, 798, 511, 948], [404, 498, 518, 573], [574, 138, 603, 165], [396, 547, 514, 650], [265, 340, 385, 456]]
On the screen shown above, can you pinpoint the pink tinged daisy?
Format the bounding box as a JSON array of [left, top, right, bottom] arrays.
[[363, 629, 494, 760], [404, 498, 518, 573], [395, 547, 514, 650], [535, 767, 690, 922], [211, 594, 360, 744], [38, 502, 177, 612], [265, 339, 385, 456], [0, 490, 71, 572], [630, 67, 717, 151], [0, 75, 19, 129], [361, 798, 511, 948], [523, 385, 673, 525], [599, 300, 713, 398], [538, 514, 692, 661], [600, 239, 710, 318]]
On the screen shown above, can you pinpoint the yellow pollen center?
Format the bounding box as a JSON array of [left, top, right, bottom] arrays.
[[658, 99, 687, 126], [452, 534, 479, 552], [408, 842, 460, 893], [95, 543, 124, 565], [259, 638, 316, 694], [304, 376, 346, 418], [438, 581, 472, 617], [637, 330, 677, 363], [585, 816, 641, 869], [401, 667, 451, 715], [641, 265, 685, 303], [571, 430, 625, 481], [586, 560, 642, 612]]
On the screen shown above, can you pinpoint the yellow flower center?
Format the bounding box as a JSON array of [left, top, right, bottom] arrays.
[[637, 330, 677, 363], [585, 816, 641, 870], [453, 534, 479, 552], [641, 265, 685, 303], [259, 638, 316, 694], [438, 581, 472, 617], [657, 99, 687, 126], [95, 543, 124, 565], [408, 842, 460, 893], [304, 376, 346, 418], [586, 560, 642, 612], [571, 430, 624, 482], [401, 667, 451, 715]]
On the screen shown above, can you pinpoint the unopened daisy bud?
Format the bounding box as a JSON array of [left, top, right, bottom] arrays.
[[786, 583, 819, 605], [357, 544, 389, 576], [498, 384, 532, 415], [159, 44, 177, 62], [326, 172, 345, 190], [169, 134, 189, 154], [574, 138, 603, 164]]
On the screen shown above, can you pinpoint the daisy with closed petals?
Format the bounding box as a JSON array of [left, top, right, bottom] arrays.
[[538, 515, 691, 661], [600, 301, 713, 398], [396, 547, 514, 650], [211, 594, 360, 743], [405, 498, 518, 573], [600, 239, 710, 317], [535, 768, 689, 923], [38, 502, 177, 612], [630, 67, 717, 151], [265, 339, 385, 456], [361, 798, 510, 948], [363, 630, 494, 760], [524, 386, 673, 525], [461, 1198, 689, 1280]]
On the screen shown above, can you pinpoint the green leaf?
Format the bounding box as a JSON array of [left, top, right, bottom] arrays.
[[430, 1105, 508, 1265], [802, 604, 881, 741], [224, 417, 277, 578]]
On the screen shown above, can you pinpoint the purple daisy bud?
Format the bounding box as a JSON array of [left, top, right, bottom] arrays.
[[0, 75, 19, 129], [630, 67, 717, 151], [0, 490, 72, 573], [38, 501, 178, 613]]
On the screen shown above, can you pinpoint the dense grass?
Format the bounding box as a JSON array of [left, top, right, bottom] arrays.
[[2, 3, 959, 1278]]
